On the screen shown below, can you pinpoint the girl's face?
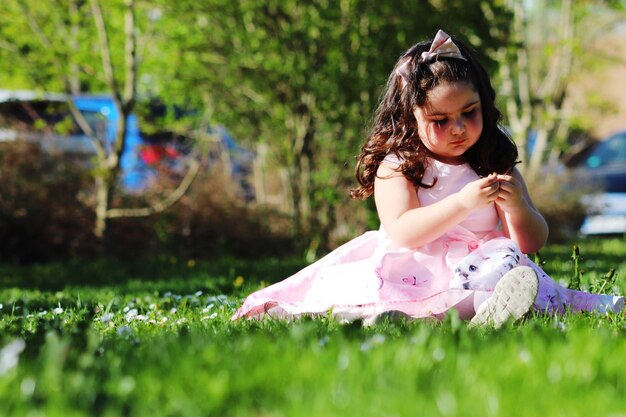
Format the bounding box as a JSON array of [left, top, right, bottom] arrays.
[[413, 81, 483, 164]]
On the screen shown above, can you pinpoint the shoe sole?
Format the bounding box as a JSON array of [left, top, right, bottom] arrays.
[[469, 266, 539, 329]]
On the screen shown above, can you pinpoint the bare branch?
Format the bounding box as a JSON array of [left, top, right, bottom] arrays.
[[90, 0, 122, 106], [513, 1, 531, 124], [65, 98, 107, 160], [102, 0, 140, 177], [123, 0, 138, 108], [537, 0, 574, 100], [106, 158, 201, 218], [67, 0, 81, 94]]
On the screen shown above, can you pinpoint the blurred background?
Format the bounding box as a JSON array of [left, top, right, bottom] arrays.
[[0, 0, 625, 265]]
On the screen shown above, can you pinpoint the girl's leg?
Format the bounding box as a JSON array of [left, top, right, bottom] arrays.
[[525, 260, 624, 314], [453, 293, 478, 320]]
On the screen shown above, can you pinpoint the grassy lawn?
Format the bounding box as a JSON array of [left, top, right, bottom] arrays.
[[1, 238, 625, 416]]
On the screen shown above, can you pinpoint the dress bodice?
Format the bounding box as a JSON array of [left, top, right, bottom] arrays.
[[418, 159, 500, 237]]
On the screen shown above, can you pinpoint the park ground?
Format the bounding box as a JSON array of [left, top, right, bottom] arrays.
[[0, 238, 625, 416]]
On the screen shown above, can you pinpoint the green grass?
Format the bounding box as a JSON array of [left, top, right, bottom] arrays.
[[1, 238, 626, 416]]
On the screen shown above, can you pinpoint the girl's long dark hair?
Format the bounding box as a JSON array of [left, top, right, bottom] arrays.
[[351, 35, 518, 199]]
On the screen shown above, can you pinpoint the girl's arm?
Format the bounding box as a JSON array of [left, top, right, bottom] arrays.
[[495, 168, 548, 254], [374, 161, 500, 248]]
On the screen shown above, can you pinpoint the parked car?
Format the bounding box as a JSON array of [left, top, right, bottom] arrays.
[[572, 130, 626, 235], [0, 90, 254, 195], [0, 90, 148, 188]]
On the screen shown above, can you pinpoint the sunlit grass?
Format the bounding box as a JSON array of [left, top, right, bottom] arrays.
[[0, 238, 625, 416]]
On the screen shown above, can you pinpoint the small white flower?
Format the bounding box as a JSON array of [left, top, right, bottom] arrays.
[[202, 304, 214, 314], [135, 315, 147, 321], [194, 291, 203, 297], [116, 325, 133, 338], [160, 317, 168, 323], [101, 313, 113, 324], [0, 304, 3, 310], [123, 306, 130, 313], [170, 308, 177, 314], [176, 318, 187, 324], [38, 311, 47, 316], [118, 376, 136, 395], [360, 334, 386, 352], [518, 349, 532, 364], [125, 309, 138, 321], [208, 312, 218, 319], [20, 377, 36, 397], [432, 347, 446, 362], [0, 339, 26, 375], [164, 292, 172, 298], [53, 307, 63, 315]]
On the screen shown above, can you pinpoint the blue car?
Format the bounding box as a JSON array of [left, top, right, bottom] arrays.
[[72, 95, 151, 191], [574, 131, 626, 235]]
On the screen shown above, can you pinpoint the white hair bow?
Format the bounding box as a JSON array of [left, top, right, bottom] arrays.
[[396, 30, 467, 90], [419, 29, 467, 63]]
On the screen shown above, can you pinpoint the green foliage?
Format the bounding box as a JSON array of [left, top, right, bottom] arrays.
[[569, 244, 583, 290], [541, 238, 626, 295], [0, 0, 156, 94]]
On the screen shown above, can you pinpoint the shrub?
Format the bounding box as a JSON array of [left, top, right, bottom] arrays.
[[0, 142, 301, 262], [154, 163, 297, 259], [527, 170, 588, 243], [0, 142, 96, 263]]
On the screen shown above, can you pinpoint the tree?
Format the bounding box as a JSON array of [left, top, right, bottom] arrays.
[[0, 0, 511, 255], [483, 0, 626, 180], [148, 0, 507, 253], [0, 0, 200, 242]]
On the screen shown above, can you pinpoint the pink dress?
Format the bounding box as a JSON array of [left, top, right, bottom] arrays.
[[232, 159, 622, 322]]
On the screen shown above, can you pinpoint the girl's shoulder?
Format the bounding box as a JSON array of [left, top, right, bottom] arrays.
[[382, 153, 403, 166], [378, 153, 404, 178]]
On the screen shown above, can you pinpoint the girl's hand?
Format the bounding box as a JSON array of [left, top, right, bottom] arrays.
[[457, 173, 500, 210], [493, 168, 548, 253], [494, 174, 525, 213]]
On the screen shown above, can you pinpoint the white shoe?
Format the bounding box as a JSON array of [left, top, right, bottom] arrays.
[[469, 266, 539, 329]]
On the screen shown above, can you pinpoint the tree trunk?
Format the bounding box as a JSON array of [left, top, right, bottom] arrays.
[[94, 174, 112, 239], [287, 94, 316, 237]]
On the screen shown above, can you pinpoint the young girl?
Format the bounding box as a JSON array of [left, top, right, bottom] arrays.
[[232, 30, 624, 327]]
